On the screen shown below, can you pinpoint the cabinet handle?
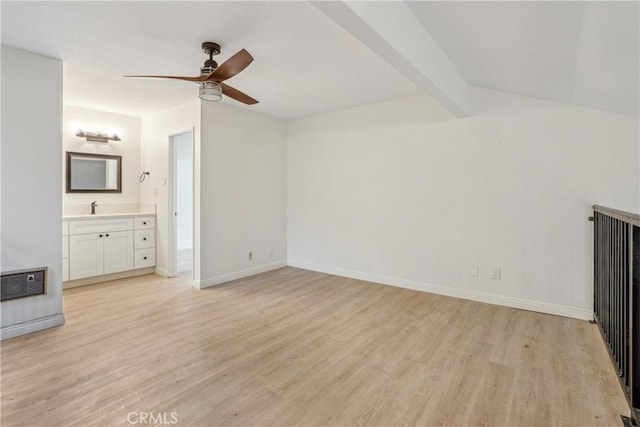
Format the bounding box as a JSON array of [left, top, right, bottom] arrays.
[[143, 256, 148, 260], [143, 237, 147, 241], [142, 222, 147, 225], [99, 234, 103, 238], [105, 234, 109, 237]]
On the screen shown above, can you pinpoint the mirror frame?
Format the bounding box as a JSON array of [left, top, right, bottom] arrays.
[[66, 151, 122, 193]]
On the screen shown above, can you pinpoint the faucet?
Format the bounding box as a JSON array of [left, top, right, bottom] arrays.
[[91, 201, 98, 215]]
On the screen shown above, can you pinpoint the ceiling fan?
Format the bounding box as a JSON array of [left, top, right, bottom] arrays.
[[126, 42, 258, 105]]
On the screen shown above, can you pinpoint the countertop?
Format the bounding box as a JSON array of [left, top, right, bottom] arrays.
[[63, 212, 156, 220]]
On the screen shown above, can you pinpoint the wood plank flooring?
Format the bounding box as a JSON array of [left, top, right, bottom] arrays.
[[0, 267, 630, 426]]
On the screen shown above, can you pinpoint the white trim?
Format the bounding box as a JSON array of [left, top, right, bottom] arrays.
[[167, 133, 178, 278], [168, 129, 195, 280], [287, 260, 593, 321], [63, 267, 156, 289], [1, 313, 65, 341], [196, 261, 287, 289], [155, 266, 169, 277]]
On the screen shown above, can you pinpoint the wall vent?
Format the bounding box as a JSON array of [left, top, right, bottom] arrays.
[[1, 267, 47, 301]]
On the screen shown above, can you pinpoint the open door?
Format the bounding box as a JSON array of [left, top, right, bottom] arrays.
[[168, 130, 194, 277]]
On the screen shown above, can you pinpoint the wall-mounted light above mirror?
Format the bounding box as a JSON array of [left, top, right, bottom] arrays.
[[66, 152, 122, 193], [76, 130, 121, 143]]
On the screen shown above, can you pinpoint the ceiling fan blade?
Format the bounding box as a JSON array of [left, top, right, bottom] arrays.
[[207, 49, 254, 82], [125, 75, 207, 82], [221, 83, 259, 105]]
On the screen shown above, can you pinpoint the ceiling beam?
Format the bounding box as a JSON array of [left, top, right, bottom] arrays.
[[312, 1, 470, 117]]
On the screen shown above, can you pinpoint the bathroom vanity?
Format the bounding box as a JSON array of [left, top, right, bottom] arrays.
[[62, 213, 156, 286]]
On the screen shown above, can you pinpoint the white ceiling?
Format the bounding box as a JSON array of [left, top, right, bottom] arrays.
[[1, 1, 421, 119], [2, 1, 638, 119], [407, 1, 639, 116]]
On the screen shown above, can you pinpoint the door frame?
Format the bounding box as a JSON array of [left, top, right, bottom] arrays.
[[167, 128, 195, 278]]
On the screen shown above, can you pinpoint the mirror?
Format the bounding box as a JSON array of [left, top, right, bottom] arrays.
[[66, 152, 122, 193]]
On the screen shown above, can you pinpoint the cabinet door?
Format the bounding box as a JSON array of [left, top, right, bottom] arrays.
[[103, 230, 134, 275], [69, 234, 104, 280]]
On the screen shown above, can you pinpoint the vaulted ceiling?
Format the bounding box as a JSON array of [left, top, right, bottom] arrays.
[[2, 1, 638, 119], [408, 1, 639, 116]]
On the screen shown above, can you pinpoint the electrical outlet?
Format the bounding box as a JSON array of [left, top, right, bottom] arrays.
[[490, 267, 501, 280], [248, 252, 253, 261], [470, 265, 479, 277]]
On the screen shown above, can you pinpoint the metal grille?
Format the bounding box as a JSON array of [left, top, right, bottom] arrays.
[[592, 205, 639, 421]]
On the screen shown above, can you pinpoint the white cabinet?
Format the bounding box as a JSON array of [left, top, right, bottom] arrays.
[[134, 229, 155, 249], [134, 249, 156, 269], [69, 233, 105, 280], [62, 221, 69, 281], [134, 217, 155, 230], [69, 218, 133, 235], [69, 231, 133, 280], [65, 215, 155, 282], [134, 216, 156, 270], [103, 231, 134, 274]]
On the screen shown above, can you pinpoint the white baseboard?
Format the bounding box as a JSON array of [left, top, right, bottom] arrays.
[[287, 261, 593, 321], [196, 260, 287, 289], [155, 267, 169, 277], [64, 267, 156, 289], [1, 313, 65, 341]]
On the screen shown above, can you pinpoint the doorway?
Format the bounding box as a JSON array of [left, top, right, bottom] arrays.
[[169, 131, 194, 276]]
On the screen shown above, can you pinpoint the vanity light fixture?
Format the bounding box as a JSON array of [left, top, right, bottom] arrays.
[[76, 130, 121, 143]]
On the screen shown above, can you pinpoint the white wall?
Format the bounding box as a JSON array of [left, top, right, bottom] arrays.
[[175, 132, 193, 252], [140, 100, 200, 278], [198, 102, 287, 287], [287, 88, 639, 319], [1, 45, 64, 338], [63, 105, 141, 213]]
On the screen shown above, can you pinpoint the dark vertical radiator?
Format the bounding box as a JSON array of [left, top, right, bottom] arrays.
[[592, 205, 639, 422]]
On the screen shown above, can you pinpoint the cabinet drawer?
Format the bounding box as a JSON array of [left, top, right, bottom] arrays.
[[134, 249, 155, 269], [134, 217, 155, 230], [62, 236, 69, 259], [69, 218, 133, 235], [134, 230, 155, 249]]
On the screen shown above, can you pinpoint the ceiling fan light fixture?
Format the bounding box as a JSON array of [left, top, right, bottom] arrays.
[[199, 81, 222, 102], [126, 42, 257, 104]]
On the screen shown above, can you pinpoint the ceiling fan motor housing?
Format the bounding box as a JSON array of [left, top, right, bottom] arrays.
[[201, 59, 218, 75], [201, 42, 221, 75]]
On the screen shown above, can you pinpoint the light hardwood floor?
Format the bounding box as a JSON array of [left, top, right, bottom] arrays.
[[0, 267, 630, 426]]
